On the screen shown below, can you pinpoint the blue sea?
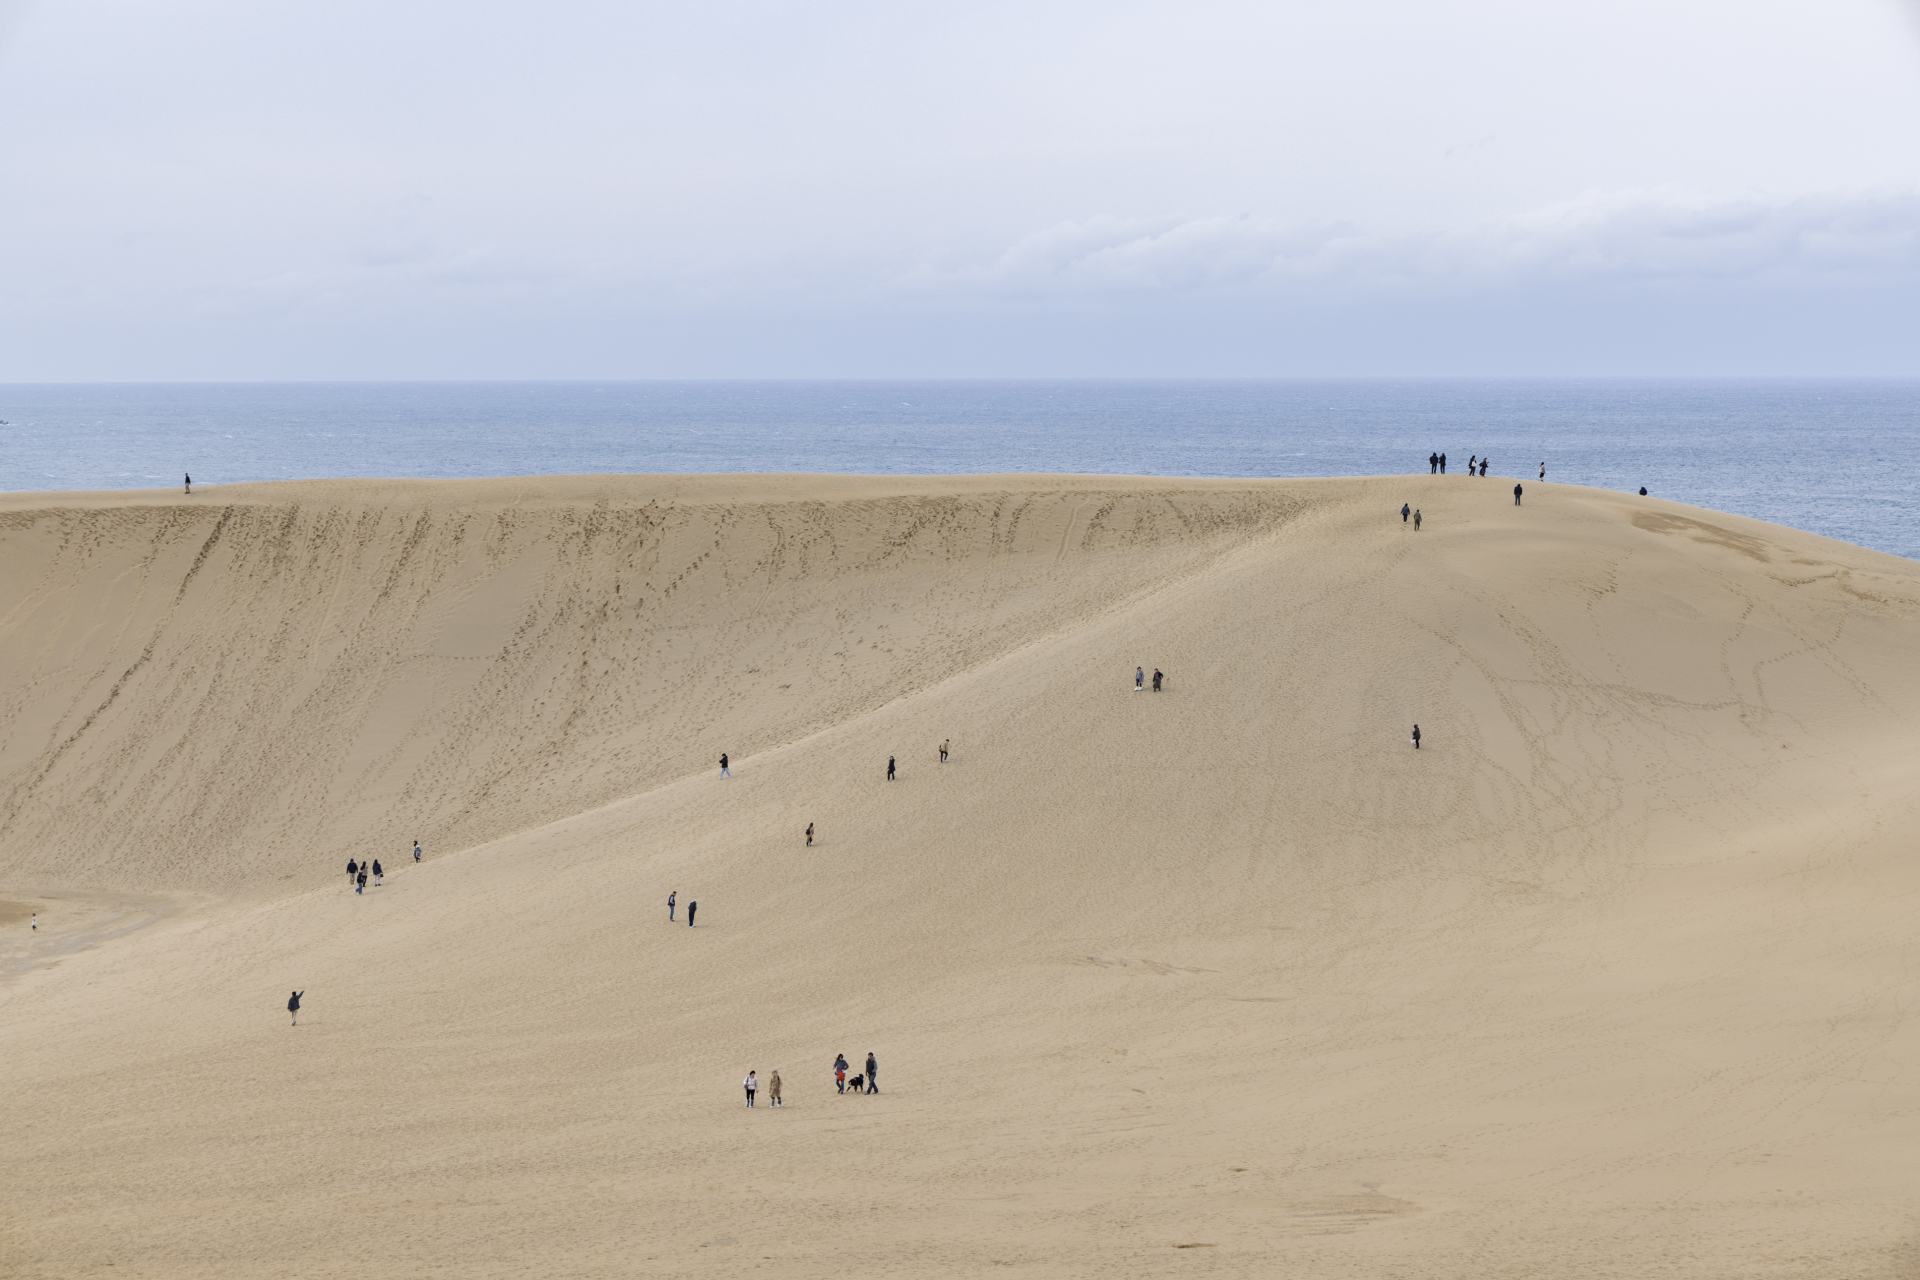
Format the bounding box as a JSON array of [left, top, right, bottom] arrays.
[[2, 380, 1915, 559]]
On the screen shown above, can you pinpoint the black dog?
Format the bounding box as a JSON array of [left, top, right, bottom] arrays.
[[846, 1074, 864, 1094]]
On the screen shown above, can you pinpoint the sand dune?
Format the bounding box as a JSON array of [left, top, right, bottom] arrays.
[[3, 475, 1918, 1278]]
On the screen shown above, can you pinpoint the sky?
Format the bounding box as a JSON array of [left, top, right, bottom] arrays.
[[0, 0, 1917, 379]]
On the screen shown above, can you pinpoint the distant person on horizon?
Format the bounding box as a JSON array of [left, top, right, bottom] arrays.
[[1480, 458, 1489, 477], [1439, 453, 1447, 474], [1468, 454, 1477, 475], [1413, 508, 1423, 531], [412, 840, 422, 864], [1513, 482, 1523, 506], [184, 473, 192, 495], [886, 755, 896, 782], [288, 990, 302, 1027], [1539, 462, 1546, 480], [744, 1070, 758, 1108], [1401, 502, 1410, 523], [865, 1051, 879, 1094], [1411, 724, 1422, 750], [1639, 486, 1648, 496], [372, 858, 383, 887], [805, 823, 814, 847], [719, 752, 730, 779], [1428, 452, 1438, 474], [1152, 668, 1163, 692], [668, 890, 676, 922], [835, 1053, 849, 1094]]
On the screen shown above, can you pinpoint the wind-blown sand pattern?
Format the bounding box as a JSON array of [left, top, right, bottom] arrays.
[[2, 474, 1918, 1278]]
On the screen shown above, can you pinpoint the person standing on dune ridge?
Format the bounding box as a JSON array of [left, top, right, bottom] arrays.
[[1513, 482, 1523, 506], [184, 473, 192, 495]]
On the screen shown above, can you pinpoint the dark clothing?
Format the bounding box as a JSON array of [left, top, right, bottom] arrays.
[[371, 860, 382, 878], [668, 893, 676, 921], [1412, 726, 1422, 749], [1151, 670, 1163, 692], [355, 870, 367, 894], [1439, 453, 1447, 474], [1513, 484, 1523, 506], [1428, 453, 1438, 474], [865, 1054, 878, 1093], [687, 901, 697, 927], [288, 991, 302, 1013], [886, 757, 896, 781], [347, 859, 357, 879], [835, 1055, 849, 1093], [805, 824, 813, 846]]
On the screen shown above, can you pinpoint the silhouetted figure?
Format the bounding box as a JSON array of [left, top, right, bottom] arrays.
[[371, 859, 383, 887], [355, 868, 368, 894], [1639, 486, 1648, 496], [719, 752, 730, 779], [1539, 462, 1545, 480], [668, 890, 676, 922], [886, 755, 896, 781], [939, 739, 950, 764], [1428, 452, 1439, 474], [1411, 724, 1422, 750], [865, 1051, 879, 1094], [1413, 508, 1423, 531], [1439, 453, 1447, 474], [1151, 668, 1163, 692], [184, 473, 192, 495], [347, 858, 358, 885], [1468, 454, 1477, 475], [687, 899, 697, 927], [288, 990, 302, 1026], [1479, 458, 1488, 477], [412, 840, 422, 863], [1513, 483, 1523, 506], [1401, 502, 1410, 523], [805, 823, 814, 847]]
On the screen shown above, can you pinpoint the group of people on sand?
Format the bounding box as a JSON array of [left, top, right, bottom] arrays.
[[743, 1051, 881, 1107], [343, 841, 421, 894], [667, 890, 696, 927], [1133, 665, 1165, 692]]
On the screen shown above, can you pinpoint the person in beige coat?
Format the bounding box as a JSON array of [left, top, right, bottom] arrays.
[[768, 1069, 783, 1108]]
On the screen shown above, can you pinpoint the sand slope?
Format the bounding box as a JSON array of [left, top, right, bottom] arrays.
[[3, 475, 1918, 1278]]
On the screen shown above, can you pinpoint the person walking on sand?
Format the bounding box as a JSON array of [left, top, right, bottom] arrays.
[[769, 1069, 783, 1107], [1479, 458, 1489, 477], [1468, 454, 1477, 475], [372, 858, 383, 887], [719, 752, 730, 779], [355, 867, 368, 894], [1401, 502, 1410, 524], [1513, 482, 1523, 506], [1413, 508, 1423, 531], [1152, 668, 1163, 692], [1135, 666, 1145, 691], [30, 912, 37, 932], [834, 1053, 849, 1094], [412, 840, 422, 864], [1411, 724, 1422, 750], [288, 990, 302, 1026], [184, 473, 192, 495], [939, 739, 950, 764], [865, 1051, 879, 1094], [1539, 462, 1546, 481], [667, 891, 676, 922], [744, 1070, 758, 1108], [347, 857, 358, 885], [687, 899, 697, 927], [804, 822, 814, 847], [887, 755, 896, 782], [1428, 452, 1438, 474]]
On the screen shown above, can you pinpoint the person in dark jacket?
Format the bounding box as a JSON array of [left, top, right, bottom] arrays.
[[719, 752, 730, 779], [687, 899, 697, 927], [347, 858, 358, 885], [1428, 452, 1438, 474], [371, 859, 383, 887], [1411, 724, 1422, 750], [184, 473, 192, 495], [355, 868, 368, 894], [804, 823, 814, 847], [834, 1053, 849, 1094], [668, 890, 676, 922], [287, 990, 303, 1026], [1401, 502, 1410, 524], [865, 1051, 879, 1094], [1151, 669, 1163, 692], [886, 755, 896, 781], [1513, 482, 1523, 506]]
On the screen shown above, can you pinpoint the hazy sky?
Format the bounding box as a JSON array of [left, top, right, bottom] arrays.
[[1, 1, 1917, 378]]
